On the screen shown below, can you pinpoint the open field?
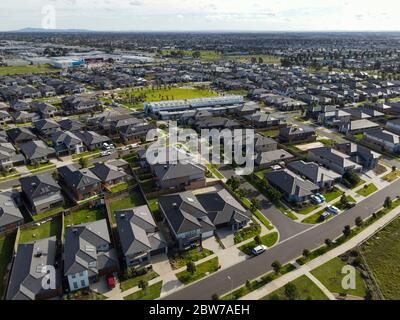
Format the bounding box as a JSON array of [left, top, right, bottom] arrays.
[[261, 275, 328, 300], [311, 257, 367, 298], [0, 64, 58, 75], [360, 217, 400, 299]]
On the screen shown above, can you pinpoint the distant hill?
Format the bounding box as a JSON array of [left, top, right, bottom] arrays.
[[11, 27, 93, 33]]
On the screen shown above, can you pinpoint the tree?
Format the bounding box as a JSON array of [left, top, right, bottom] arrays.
[[236, 188, 246, 199], [271, 260, 281, 274], [343, 170, 361, 188], [258, 57, 264, 64], [343, 225, 351, 237], [392, 166, 397, 172], [138, 280, 148, 295], [227, 177, 240, 192], [384, 196, 392, 209], [79, 157, 89, 168], [250, 198, 261, 212], [355, 216, 363, 227], [254, 235, 262, 245], [251, 57, 257, 64], [302, 249, 310, 258], [245, 280, 252, 291], [325, 239, 333, 247], [192, 51, 201, 59], [284, 283, 298, 300], [211, 293, 220, 300], [187, 261, 196, 274], [340, 195, 348, 206]]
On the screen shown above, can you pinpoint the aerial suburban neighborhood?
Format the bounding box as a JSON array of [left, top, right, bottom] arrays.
[[1, 1, 400, 310]]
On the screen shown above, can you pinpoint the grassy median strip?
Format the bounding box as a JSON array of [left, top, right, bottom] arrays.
[[176, 257, 220, 285]]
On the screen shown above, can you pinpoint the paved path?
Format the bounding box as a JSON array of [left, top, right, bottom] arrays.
[[305, 272, 336, 300], [239, 203, 400, 300], [164, 178, 400, 300]]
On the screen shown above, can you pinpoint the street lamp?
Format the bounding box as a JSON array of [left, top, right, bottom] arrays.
[[227, 275, 233, 300]]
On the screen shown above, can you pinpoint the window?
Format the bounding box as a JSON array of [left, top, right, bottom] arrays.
[[81, 280, 86, 287], [73, 282, 78, 289]]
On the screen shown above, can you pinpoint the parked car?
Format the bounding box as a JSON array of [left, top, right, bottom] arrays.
[[346, 202, 356, 209], [320, 211, 330, 221], [101, 150, 111, 156], [326, 205, 340, 215], [251, 245, 268, 256], [311, 195, 322, 204], [315, 193, 326, 203], [106, 274, 116, 289]]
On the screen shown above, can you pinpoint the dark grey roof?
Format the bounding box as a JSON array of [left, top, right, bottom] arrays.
[[265, 169, 319, 198], [58, 164, 101, 189], [159, 191, 210, 235], [89, 163, 127, 183], [255, 149, 294, 165], [34, 119, 60, 131], [280, 125, 315, 136], [19, 140, 55, 160], [64, 219, 116, 276], [6, 237, 59, 300], [309, 147, 363, 169], [288, 160, 341, 184], [365, 129, 400, 144], [74, 131, 110, 146], [51, 131, 82, 149], [58, 119, 85, 131], [152, 161, 205, 181], [116, 206, 166, 256], [0, 191, 23, 229], [196, 189, 251, 226], [20, 173, 61, 200], [7, 127, 36, 143]]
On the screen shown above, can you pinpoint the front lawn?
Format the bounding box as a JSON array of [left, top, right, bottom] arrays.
[[239, 232, 279, 255], [169, 247, 214, 270], [234, 223, 261, 244], [123, 281, 163, 300], [27, 162, 56, 173], [176, 257, 220, 284], [0, 233, 16, 298], [311, 257, 367, 298], [262, 275, 329, 300], [301, 208, 330, 224], [120, 270, 159, 292], [350, 179, 366, 190], [109, 182, 129, 193], [64, 207, 106, 226], [297, 204, 321, 215], [19, 216, 61, 244], [382, 170, 400, 182], [324, 188, 344, 203], [355, 183, 378, 197]]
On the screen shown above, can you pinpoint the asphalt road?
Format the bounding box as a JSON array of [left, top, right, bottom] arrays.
[[164, 178, 400, 300], [219, 166, 311, 240]]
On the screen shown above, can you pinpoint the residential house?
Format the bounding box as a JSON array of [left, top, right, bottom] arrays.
[[255, 149, 294, 169], [254, 135, 278, 153], [7, 127, 37, 144], [243, 111, 281, 128], [64, 219, 118, 291], [278, 125, 316, 144], [74, 131, 111, 151], [12, 111, 40, 124], [6, 237, 62, 300], [364, 129, 400, 154], [336, 142, 382, 170], [58, 164, 102, 202], [308, 147, 362, 175], [34, 119, 61, 137], [264, 169, 319, 203], [51, 131, 84, 156], [0, 110, 12, 125], [339, 119, 380, 134], [31, 102, 58, 119], [20, 173, 64, 215], [0, 142, 25, 170], [62, 96, 102, 114], [58, 119, 85, 132], [288, 160, 341, 189], [90, 162, 128, 188], [116, 206, 167, 267], [19, 140, 55, 165], [0, 191, 24, 233]]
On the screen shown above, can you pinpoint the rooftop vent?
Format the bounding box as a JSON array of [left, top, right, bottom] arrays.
[[35, 248, 42, 258]]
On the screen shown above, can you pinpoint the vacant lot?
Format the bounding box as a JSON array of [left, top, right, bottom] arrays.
[[262, 275, 328, 300], [360, 217, 400, 299], [311, 257, 367, 298], [0, 64, 58, 75], [0, 233, 16, 298], [19, 216, 61, 244]]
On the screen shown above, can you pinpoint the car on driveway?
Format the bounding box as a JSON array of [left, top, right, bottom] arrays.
[[311, 195, 322, 204], [320, 211, 330, 221], [315, 193, 326, 203], [107, 274, 116, 289], [326, 205, 340, 215], [252, 245, 268, 256]]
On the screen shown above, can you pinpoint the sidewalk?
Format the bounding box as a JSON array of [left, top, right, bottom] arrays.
[[240, 205, 400, 300]]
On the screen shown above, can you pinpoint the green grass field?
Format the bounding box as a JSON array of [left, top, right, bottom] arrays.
[[120, 270, 159, 292], [108, 190, 146, 223], [360, 217, 400, 299], [311, 257, 367, 298], [239, 232, 279, 255], [118, 87, 219, 109], [0, 233, 16, 298], [19, 216, 61, 244], [123, 281, 163, 300], [355, 183, 378, 197], [0, 64, 58, 76], [64, 208, 106, 226], [169, 248, 214, 270], [383, 170, 400, 182], [176, 257, 220, 284], [262, 275, 328, 300]]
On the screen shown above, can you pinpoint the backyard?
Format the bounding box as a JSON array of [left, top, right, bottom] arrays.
[[0, 233, 16, 298], [262, 275, 328, 300], [19, 216, 61, 244], [64, 207, 106, 226], [108, 189, 146, 223]]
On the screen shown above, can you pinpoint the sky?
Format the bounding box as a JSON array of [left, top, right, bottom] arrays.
[[1, 0, 400, 32]]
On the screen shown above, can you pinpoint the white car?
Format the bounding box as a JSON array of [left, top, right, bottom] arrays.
[[251, 245, 268, 256], [101, 151, 111, 157]]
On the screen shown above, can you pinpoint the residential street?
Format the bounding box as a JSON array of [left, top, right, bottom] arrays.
[[163, 178, 400, 300]]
